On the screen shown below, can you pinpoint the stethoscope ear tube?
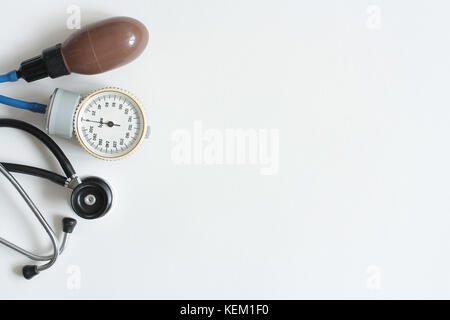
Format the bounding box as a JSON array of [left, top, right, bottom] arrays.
[[22, 218, 77, 280], [0, 163, 77, 280]]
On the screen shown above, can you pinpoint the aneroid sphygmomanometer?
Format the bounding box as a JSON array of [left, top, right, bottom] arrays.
[[0, 17, 149, 279]]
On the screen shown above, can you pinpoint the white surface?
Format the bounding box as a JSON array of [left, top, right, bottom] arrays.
[[0, 0, 450, 299]]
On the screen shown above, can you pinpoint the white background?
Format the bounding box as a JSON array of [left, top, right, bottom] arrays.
[[0, 0, 449, 299]]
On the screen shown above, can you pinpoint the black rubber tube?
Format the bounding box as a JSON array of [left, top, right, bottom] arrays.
[[1, 163, 67, 186], [0, 119, 75, 177]]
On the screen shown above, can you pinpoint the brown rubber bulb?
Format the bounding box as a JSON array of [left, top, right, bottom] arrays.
[[61, 17, 149, 75]]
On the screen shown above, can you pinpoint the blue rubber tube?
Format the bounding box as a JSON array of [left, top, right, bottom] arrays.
[[0, 95, 47, 114], [0, 70, 19, 83], [0, 70, 47, 114]]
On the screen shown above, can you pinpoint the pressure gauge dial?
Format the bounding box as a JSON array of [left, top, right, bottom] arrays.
[[46, 88, 149, 160]]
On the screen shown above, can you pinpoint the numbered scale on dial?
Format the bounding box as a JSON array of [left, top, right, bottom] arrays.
[[46, 88, 149, 160]]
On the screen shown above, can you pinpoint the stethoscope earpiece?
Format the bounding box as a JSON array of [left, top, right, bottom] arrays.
[[62, 217, 78, 233], [71, 177, 113, 220], [22, 265, 39, 280]]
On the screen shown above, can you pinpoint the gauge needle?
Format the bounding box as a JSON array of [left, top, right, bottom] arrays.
[[84, 119, 121, 127]]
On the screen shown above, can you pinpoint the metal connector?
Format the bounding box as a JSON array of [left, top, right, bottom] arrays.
[[65, 175, 82, 189]]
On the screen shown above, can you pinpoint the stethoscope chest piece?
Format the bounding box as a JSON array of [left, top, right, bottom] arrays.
[[71, 177, 113, 220]]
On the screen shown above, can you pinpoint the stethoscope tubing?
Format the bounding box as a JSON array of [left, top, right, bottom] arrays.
[[0, 119, 79, 278], [1, 163, 67, 186], [0, 118, 112, 279], [0, 163, 59, 271], [0, 119, 76, 178]]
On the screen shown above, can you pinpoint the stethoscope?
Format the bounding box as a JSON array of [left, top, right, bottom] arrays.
[[0, 119, 113, 279], [0, 16, 149, 279]]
